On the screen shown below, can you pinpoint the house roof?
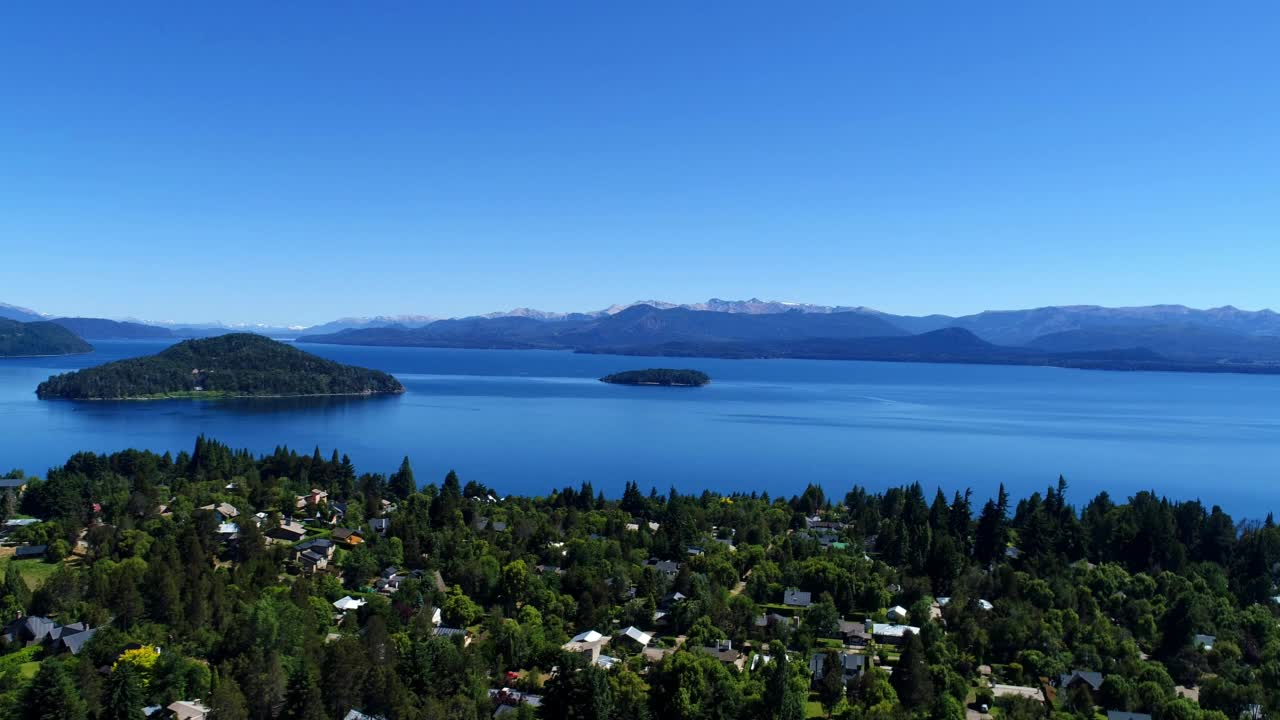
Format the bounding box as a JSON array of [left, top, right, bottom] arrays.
[[13, 545, 47, 559], [434, 627, 467, 638], [809, 652, 867, 676], [1060, 670, 1104, 690], [167, 700, 212, 720], [1193, 634, 1216, 648], [59, 627, 97, 655], [888, 605, 908, 617], [571, 630, 604, 644], [871, 623, 920, 638], [333, 596, 367, 611], [783, 589, 812, 607], [620, 626, 652, 646], [1107, 712, 1152, 720], [343, 711, 386, 720], [299, 550, 326, 564]]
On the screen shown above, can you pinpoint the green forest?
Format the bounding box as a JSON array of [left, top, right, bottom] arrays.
[[35, 334, 404, 400], [0, 319, 92, 358], [600, 369, 711, 386], [1, 439, 1278, 720]]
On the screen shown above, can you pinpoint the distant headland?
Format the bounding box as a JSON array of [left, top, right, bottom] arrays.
[[600, 368, 710, 387], [0, 318, 93, 358], [35, 333, 404, 400]]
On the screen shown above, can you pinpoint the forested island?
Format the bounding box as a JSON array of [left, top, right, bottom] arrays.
[[0, 318, 92, 358], [34, 333, 403, 400], [1, 438, 1278, 720], [600, 369, 710, 386]]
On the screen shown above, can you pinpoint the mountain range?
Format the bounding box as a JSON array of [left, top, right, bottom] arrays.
[[9, 297, 1280, 373]]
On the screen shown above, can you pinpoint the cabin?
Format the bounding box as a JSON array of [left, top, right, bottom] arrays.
[[13, 544, 47, 560], [870, 622, 920, 645], [332, 528, 364, 547], [1059, 670, 1104, 692]]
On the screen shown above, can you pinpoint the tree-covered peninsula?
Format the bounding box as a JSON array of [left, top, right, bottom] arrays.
[[0, 318, 93, 358], [35, 333, 404, 400], [600, 368, 711, 386]]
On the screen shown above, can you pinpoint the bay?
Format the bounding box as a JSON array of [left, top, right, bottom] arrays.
[[2, 340, 1278, 516]]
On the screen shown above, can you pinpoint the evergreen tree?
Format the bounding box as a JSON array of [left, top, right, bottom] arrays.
[[817, 650, 847, 717], [541, 659, 614, 720], [209, 673, 250, 720], [280, 666, 327, 720], [890, 631, 933, 708], [389, 456, 416, 500], [102, 663, 144, 720], [23, 661, 88, 720]]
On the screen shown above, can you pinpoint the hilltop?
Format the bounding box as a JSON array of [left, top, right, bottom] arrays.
[[35, 333, 404, 400], [0, 319, 93, 358]]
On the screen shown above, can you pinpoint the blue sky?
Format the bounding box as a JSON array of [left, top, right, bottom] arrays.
[[3, 3, 1278, 325]]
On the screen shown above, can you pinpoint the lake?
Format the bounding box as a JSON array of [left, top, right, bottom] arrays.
[[3, 340, 1279, 516]]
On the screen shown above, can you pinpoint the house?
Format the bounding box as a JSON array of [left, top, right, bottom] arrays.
[[216, 523, 239, 542], [977, 599, 994, 611], [887, 605, 909, 623], [332, 528, 364, 547], [1059, 670, 1104, 691], [870, 623, 920, 645], [295, 489, 328, 509], [295, 538, 335, 558], [617, 626, 653, 648], [1107, 713, 1152, 720], [431, 607, 443, 626], [809, 652, 867, 685], [2, 616, 96, 655], [563, 630, 611, 662], [838, 620, 870, 646], [756, 612, 795, 630], [783, 589, 812, 608], [298, 550, 328, 573], [659, 591, 688, 609], [166, 700, 211, 720], [698, 640, 745, 671], [434, 627, 472, 646], [0, 478, 28, 493], [266, 520, 306, 543], [644, 558, 681, 577], [13, 544, 47, 560], [343, 711, 386, 720], [199, 502, 239, 520], [369, 517, 390, 535], [595, 654, 621, 670], [490, 689, 542, 719], [1193, 634, 1216, 651], [333, 596, 367, 612]]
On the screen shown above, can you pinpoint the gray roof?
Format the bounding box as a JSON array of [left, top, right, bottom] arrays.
[[14, 545, 47, 559], [1060, 670, 1104, 690], [809, 652, 867, 677], [783, 589, 812, 607], [60, 627, 97, 655], [1107, 713, 1152, 720]]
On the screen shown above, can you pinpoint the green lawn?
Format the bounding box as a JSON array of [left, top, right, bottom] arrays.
[[805, 694, 825, 719], [0, 646, 42, 683], [0, 556, 61, 590]]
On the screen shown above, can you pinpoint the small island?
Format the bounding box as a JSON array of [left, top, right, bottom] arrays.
[[36, 333, 405, 400], [0, 318, 93, 358], [600, 368, 710, 387]]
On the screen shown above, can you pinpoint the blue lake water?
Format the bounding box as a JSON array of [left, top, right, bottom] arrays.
[[2, 340, 1279, 516]]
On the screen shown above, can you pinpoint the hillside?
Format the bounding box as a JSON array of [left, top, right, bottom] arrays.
[[51, 317, 175, 340], [0, 319, 93, 357], [36, 333, 404, 400], [1027, 323, 1280, 362]]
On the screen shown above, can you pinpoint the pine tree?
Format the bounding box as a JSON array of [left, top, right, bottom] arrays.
[[389, 456, 416, 500], [24, 661, 88, 720], [817, 650, 847, 717], [280, 666, 327, 720], [209, 672, 250, 720], [889, 631, 933, 708], [102, 663, 144, 720]]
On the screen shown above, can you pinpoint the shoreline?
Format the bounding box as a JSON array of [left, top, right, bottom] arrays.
[[40, 389, 406, 402]]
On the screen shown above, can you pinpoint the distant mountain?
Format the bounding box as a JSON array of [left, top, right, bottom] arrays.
[[37, 333, 403, 400], [1027, 323, 1280, 362], [947, 305, 1280, 346], [296, 315, 438, 336], [0, 303, 46, 323], [0, 319, 93, 357], [52, 317, 176, 340], [300, 304, 907, 351]]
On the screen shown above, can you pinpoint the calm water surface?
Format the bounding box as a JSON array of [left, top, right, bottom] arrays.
[[2, 340, 1278, 515]]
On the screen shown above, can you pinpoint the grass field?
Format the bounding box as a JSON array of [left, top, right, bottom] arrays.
[[0, 548, 61, 590]]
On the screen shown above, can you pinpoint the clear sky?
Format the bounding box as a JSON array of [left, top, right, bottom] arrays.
[[3, 3, 1278, 326]]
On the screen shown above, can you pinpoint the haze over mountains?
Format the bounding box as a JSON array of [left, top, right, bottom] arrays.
[[8, 297, 1280, 371]]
